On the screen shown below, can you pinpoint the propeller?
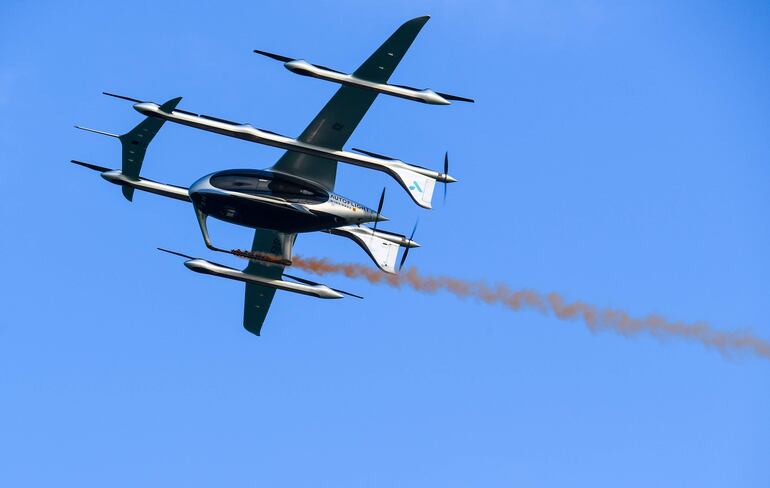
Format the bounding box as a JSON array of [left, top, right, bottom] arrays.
[[102, 91, 143, 103], [443, 152, 449, 204], [435, 91, 475, 104], [398, 219, 420, 271], [157, 247, 196, 260], [372, 187, 386, 233], [253, 49, 294, 63]]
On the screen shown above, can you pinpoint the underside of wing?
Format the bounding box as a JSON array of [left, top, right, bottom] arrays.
[[242, 229, 293, 336], [243, 280, 277, 337], [270, 16, 430, 191]]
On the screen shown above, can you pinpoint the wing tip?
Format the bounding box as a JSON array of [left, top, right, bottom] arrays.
[[244, 326, 262, 337], [402, 16, 430, 30]]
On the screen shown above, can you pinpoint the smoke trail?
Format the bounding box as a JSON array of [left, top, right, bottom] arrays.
[[292, 256, 770, 361]]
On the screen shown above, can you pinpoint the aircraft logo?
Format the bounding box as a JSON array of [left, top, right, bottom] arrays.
[[409, 181, 424, 193]]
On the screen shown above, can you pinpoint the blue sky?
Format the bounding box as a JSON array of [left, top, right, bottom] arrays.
[[1, 1, 769, 486]]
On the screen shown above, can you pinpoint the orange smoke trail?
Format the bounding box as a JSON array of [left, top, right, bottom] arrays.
[[292, 255, 770, 360]]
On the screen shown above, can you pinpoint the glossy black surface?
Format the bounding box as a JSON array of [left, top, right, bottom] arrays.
[[190, 170, 340, 233]]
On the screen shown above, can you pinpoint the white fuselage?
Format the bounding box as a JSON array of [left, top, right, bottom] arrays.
[[187, 169, 384, 234]]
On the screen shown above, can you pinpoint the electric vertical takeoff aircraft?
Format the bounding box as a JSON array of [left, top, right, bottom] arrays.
[[73, 16, 470, 335]]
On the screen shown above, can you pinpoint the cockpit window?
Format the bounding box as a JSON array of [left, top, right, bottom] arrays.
[[211, 173, 327, 203], [212, 175, 271, 193]]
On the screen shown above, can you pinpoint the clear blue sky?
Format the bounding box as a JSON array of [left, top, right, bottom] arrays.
[[1, 1, 768, 486]]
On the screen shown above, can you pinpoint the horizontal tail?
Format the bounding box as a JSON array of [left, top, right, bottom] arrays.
[[326, 225, 420, 274]]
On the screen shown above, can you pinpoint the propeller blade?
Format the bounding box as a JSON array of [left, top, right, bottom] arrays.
[[443, 151, 449, 204], [282, 272, 318, 286], [102, 91, 143, 103], [333, 288, 365, 300], [351, 147, 398, 161], [253, 49, 294, 63], [157, 248, 196, 260], [373, 187, 386, 233], [409, 219, 419, 241], [70, 159, 112, 173], [435, 91, 475, 103], [398, 248, 410, 272], [399, 219, 420, 271]]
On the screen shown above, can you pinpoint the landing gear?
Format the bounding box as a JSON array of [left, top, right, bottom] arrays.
[[193, 206, 295, 266]]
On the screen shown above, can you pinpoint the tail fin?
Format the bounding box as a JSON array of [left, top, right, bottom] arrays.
[[117, 97, 182, 201], [327, 225, 420, 274], [391, 166, 436, 209], [76, 96, 182, 201], [242, 229, 289, 336]]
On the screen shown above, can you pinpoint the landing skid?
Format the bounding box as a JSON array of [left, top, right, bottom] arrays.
[[194, 206, 294, 267]]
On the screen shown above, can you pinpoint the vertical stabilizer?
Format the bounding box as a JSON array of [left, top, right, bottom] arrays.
[[117, 97, 182, 201]]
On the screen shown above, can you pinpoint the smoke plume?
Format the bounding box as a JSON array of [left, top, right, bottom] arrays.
[[292, 256, 770, 361]]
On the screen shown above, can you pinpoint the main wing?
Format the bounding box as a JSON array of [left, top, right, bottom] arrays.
[[242, 229, 292, 336], [270, 16, 430, 191]]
